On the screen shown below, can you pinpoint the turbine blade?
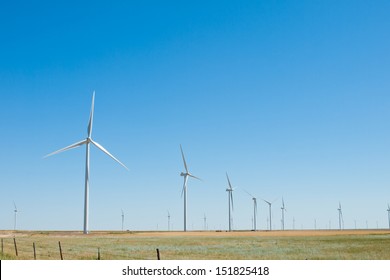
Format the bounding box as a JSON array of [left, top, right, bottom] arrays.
[[181, 175, 187, 197], [44, 139, 87, 158], [90, 139, 128, 170], [230, 191, 234, 211], [13, 201, 17, 211], [188, 174, 202, 181], [242, 188, 254, 198], [88, 91, 95, 138], [262, 199, 271, 205], [226, 173, 233, 190], [181, 184, 185, 197], [180, 145, 189, 173]]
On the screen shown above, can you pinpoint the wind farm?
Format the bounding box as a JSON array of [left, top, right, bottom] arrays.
[[1, 1, 390, 261], [1, 89, 390, 259], [1, 91, 390, 260]]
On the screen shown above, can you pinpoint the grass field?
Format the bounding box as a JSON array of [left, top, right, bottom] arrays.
[[1, 230, 390, 260]]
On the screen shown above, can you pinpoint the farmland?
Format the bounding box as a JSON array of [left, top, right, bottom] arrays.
[[1, 230, 390, 260]]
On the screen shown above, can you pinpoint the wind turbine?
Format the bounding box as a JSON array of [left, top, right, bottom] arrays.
[[179, 145, 201, 232], [225, 173, 235, 232], [121, 209, 124, 231], [13, 201, 18, 231], [243, 189, 258, 231], [263, 198, 277, 231], [45, 92, 128, 234], [337, 202, 344, 230], [203, 213, 207, 231], [387, 204, 390, 230], [167, 211, 171, 231], [281, 197, 286, 230]]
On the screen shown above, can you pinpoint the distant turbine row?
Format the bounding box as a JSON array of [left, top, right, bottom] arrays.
[[41, 92, 390, 234]]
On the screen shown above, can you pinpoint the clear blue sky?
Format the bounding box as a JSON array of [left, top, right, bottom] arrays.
[[1, 1, 390, 231]]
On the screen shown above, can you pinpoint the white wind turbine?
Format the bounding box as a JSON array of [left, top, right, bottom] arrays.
[[243, 189, 258, 231], [263, 198, 277, 231], [167, 211, 171, 231], [281, 197, 286, 230], [45, 92, 128, 234], [121, 209, 125, 231], [225, 173, 235, 232], [13, 201, 18, 231], [387, 204, 390, 230], [180, 145, 201, 232], [337, 202, 344, 230]]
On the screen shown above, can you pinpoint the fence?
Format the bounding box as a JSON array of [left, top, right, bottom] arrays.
[[0, 237, 163, 260]]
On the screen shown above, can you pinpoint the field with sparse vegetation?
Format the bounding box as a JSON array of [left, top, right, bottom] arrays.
[[1, 230, 390, 260]]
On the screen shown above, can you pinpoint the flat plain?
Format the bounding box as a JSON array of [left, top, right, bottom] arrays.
[[1, 230, 389, 260]]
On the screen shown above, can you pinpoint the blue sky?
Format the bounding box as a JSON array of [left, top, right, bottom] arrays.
[[1, 1, 390, 231]]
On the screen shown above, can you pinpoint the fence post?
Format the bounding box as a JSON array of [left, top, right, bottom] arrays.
[[156, 248, 160, 260], [13, 238, 18, 257], [58, 241, 63, 260], [33, 242, 37, 260], [97, 248, 101, 260]]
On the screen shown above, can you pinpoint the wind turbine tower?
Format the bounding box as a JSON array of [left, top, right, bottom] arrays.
[[263, 198, 277, 231], [243, 189, 258, 231], [225, 173, 235, 232], [179, 145, 201, 232], [387, 204, 390, 230], [45, 92, 128, 234], [203, 214, 207, 231], [337, 202, 344, 230], [281, 198, 286, 230], [121, 209, 124, 231], [13, 201, 18, 231], [167, 211, 171, 231]]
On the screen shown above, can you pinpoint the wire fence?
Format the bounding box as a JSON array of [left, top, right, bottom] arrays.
[[0, 237, 162, 260]]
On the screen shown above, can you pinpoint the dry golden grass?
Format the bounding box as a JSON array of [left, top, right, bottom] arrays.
[[1, 230, 390, 260]]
